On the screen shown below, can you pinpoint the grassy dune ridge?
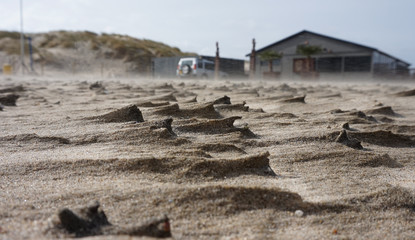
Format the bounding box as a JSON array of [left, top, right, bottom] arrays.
[[0, 30, 195, 73]]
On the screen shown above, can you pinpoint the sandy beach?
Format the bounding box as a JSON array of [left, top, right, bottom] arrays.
[[1, 75, 415, 239]]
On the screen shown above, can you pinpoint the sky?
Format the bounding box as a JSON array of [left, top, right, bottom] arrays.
[[1, 0, 414, 66]]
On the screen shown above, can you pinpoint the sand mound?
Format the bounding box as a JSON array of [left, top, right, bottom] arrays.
[[288, 150, 366, 164], [363, 124, 415, 134], [0, 133, 70, 145], [7, 157, 179, 177], [264, 94, 294, 101], [357, 154, 403, 168], [284, 130, 341, 144], [75, 124, 188, 146], [176, 116, 241, 132], [317, 93, 342, 98], [175, 116, 256, 137], [214, 102, 249, 112], [348, 130, 415, 148], [178, 103, 221, 119], [92, 105, 144, 123], [150, 103, 221, 119], [0, 85, 25, 93], [330, 109, 346, 114], [348, 186, 415, 211], [136, 101, 170, 107], [275, 83, 298, 92], [154, 83, 176, 90], [9, 152, 275, 181], [150, 103, 180, 116], [333, 110, 377, 124], [285, 149, 401, 169], [166, 149, 213, 158], [279, 95, 306, 103], [379, 116, 395, 123], [198, 143, 246, 154], [394, 89, 415, 97], [253, 112, 298, 119], [174, 185, 309, 215], [180, 96, 197, 103], [348, 111, 375, 120], [286, 149, 407, 170], [138, 92, 177, 102], [184, 152, 275, 178], [46, 201, 171, 238], [365, 106, 396, 116], [213, 95, 231, 105], [107, 127, 180, 144]]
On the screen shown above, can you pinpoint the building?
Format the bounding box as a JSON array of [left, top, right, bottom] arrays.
[[247, 30, 411, 80]]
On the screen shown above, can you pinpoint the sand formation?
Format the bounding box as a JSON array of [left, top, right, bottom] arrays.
[[1, 77, 415, 239], [46, 201, 171, 238]]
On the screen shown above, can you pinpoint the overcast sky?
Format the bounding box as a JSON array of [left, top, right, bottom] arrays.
[[1, 0, 414, 65]]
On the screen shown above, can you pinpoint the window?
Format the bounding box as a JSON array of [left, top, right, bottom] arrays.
[[317, 57, 341, 72], [344, 56, 371, 72], [293, 58, 315, 73], [260, 59, 280, 66], [181, 60, 193, 67]]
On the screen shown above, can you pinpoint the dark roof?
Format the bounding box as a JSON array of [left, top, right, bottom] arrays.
[[247, 30, 410, 66]]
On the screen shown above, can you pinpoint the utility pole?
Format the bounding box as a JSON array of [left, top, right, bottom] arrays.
[[20, 0, 25, 75], [249, 38, 256, 79], [215, 42, 220, 80]]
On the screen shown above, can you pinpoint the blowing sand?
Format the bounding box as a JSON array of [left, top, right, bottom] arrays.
[[1, 75, 415, 239]]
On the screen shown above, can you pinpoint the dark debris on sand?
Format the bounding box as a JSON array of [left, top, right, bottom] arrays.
[[47, 201, 171, 238], [150, 117, 175, 135], [0, 94, 19, 106], [89, 82, 104, 90], [335, 130, 363, 150]]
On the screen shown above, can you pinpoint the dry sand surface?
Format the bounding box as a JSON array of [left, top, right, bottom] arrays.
[[1, 75, 415, 239]]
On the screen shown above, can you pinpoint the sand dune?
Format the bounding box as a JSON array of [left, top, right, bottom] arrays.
[[1, 76, 415, 239]]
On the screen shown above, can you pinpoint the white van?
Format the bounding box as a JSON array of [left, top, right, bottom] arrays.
[[176, 57, 227, 79]]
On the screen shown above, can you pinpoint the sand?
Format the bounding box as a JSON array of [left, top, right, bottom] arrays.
[[1, 75, 415, 239]]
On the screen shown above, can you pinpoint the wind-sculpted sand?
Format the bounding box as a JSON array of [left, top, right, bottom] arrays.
[[1, 76, 415, 239]]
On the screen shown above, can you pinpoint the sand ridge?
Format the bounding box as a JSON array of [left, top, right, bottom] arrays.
[[1, 76, 415, 239]]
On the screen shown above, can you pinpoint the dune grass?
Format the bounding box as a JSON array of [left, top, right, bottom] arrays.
[[0, 30, 195, 73]]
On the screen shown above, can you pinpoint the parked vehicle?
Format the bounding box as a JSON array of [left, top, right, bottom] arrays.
[[176, 57, 227, 79]]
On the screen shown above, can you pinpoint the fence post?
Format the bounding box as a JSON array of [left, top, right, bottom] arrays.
[[249, 38, 256, 79], [215, 42, 220, 80]]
